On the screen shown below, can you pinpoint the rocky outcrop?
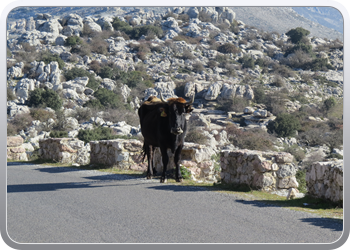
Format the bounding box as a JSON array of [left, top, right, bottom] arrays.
[[306, 160, 343, 203]]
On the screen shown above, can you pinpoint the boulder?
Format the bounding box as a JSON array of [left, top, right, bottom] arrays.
[[162, 17, 182, 33], [15, 78, 35, 101], [7, 136, 24, 147], [204, 81, 223, 100], [83, 17, 102, 33], [187, 7, 200, 19]]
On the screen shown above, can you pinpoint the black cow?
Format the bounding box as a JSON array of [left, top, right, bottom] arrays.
[[138, 93, 194, 183]]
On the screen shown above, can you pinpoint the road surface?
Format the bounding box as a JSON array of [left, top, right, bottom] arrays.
[[6, 163, 343, 244]]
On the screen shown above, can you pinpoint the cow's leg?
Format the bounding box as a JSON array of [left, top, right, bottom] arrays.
[[146, 145, 153, 179], [151, 147, 157, 175], [174, 145, 183, 182], [160, 147, 168, 183]]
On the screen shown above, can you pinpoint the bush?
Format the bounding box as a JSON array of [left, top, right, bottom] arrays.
[[295, 169, 307, 193], [253, 86, 266, 104], [7, 113, 33, 135], [77, 126, 118, 143], [65, 36, 83, 46], [193, 62, 205, 73], [271, 63, 296, 78], [40, 51, 65, 69], [286, 27, 310, 44], [284, 43, 313, 57], [112, 17, 133, 33], [67, 107, 92, 123], [225, 125, 276, 151], [267, 113, 301, 137], [50, 131, 68, 138], [64, 67, 100, 90], [323, 97, 337, 112], [131, 25, 163, 40], [93, 88, 123, 109], [182, 50, 195, 60], [111, 17, 163, 40], [216, 97, 250, 113], [30, 108, 55, 122], [28, 88, 62, 111], [238, 55, 255, 69], [185, 120, 209, 145], [283, 144, 305, 162], [284, 49, 313, 68], [83, 99, 104, 109], [270, 74, 285, 88], [301, 58, 334, 71], [89, 37, 109, 55], [180, 166, 192, 179], [218, 43, 240, 54]]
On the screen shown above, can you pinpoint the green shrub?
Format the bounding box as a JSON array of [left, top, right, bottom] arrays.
[[77, 126, 118, 143], [111, 17, 163, 40], [295, 169, 307, 193], [301, 58, 334, 71], [323, 97, 337, 112], [180, 166, 192, 179], [83, 99, 104, 109], [267, 113, 301, 137], [40, 51, 65, 69], [93, 88, 123, 109], [28, 88, 62, 111], [253, 86, 266, 104], [65, 36, 83, 46], [50, 131, 68, 138], [239, 55, 255, 69], [131, 25, 163, 40], [284, 43, 313, 57], [112, 17, 133, 33], [286, 27, 310, 44], [64, 67, 100, 90]]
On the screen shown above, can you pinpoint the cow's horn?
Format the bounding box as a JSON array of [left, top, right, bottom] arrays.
[[159, 92, 167, 103], [186, 95, 195, 105]]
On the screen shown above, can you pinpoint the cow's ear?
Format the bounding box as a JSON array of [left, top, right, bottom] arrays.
[[159, 107, 167, 117], [185, 105, 194, 113]]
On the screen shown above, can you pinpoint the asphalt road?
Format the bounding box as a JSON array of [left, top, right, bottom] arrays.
[[6, 163, 343, 244]]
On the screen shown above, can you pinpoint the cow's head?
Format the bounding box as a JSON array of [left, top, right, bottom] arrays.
[[159, 93, 194, 135]]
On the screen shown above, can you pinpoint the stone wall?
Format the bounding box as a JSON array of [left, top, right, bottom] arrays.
[[39, 138, 89, 165], [89, 139, 145, 170], [153, 142, 217, 182], [7, 136, 28, 161], [306, 160, 343, 203], [89, 140, 218, 181], [220, 149, 297, 192]]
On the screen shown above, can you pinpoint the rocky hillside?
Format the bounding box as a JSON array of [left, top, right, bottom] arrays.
[[7, 7, 343, 169], [8, 6, 343, 40]]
